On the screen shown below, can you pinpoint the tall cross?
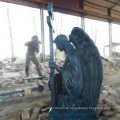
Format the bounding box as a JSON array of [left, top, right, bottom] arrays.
[[47, 2, 56, 107]]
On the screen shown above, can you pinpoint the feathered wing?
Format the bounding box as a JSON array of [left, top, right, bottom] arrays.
[[77, 37, 103, 107]]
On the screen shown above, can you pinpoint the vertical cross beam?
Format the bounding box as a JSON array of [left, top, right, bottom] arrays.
[[47, 2, 56, 107]]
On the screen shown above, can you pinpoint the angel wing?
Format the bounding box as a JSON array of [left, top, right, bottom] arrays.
[[70, 27, 103, 107]]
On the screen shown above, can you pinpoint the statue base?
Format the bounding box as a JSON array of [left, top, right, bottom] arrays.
[[49, 108, 98, 120]]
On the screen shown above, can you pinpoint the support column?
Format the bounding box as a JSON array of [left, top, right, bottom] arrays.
[[108, 22, 112, 56], [81, 17, 85, 30], [40, 8, 45, 62], [80, 0, 85, 30]]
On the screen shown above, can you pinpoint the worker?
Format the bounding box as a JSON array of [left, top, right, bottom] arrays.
[[25, 35, 43, 77]]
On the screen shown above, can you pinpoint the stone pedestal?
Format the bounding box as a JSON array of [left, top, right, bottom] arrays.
[[49, 108, 97, 120]]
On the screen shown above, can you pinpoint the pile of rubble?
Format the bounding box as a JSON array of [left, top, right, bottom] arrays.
[[20, 94, 120, 120], [98, 94, 120, 120], [0, 56, 120, 120], [102, 57, 120, 70], [21, 107, 49, 120], [0, 57, 49, 91], [20, 100, 50, 120]]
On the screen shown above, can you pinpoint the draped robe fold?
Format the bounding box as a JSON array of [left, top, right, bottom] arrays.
[[55, 52, 86, 108]]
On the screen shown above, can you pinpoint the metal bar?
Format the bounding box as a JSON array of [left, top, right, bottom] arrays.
[[0, 85, 48, 97], [0, 90, 24, 97]]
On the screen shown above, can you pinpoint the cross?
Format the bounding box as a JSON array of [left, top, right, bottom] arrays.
[[47, 2, 56, 107]]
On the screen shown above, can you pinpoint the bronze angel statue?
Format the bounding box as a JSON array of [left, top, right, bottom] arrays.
[[49, 28, 103, 120]]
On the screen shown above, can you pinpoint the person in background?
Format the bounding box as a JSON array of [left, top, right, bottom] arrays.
[[25, 35, 43, 77]]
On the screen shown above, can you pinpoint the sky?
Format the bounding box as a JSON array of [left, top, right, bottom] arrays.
[[0, 1, 41, 59], [0, 1, 120, 59]]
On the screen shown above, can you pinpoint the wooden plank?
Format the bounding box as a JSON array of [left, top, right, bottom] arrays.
[[111, 10, 120, 19], [53, 0, 80, 9], [84, 1, 108, 16], [0, 0, 42, 8]]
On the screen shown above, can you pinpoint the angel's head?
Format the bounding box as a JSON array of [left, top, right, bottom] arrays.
[[54, 34, 74, 53], [69, 27, 94, 48], [69, 27, 83, 46]]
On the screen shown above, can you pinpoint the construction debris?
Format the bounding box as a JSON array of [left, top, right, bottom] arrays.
[[0, 57, 120, 120], [98, 94, 120, 120]]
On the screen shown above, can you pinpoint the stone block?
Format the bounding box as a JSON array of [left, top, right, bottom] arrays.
[[30, 107, 40, 120], [114, 105, 120, 113], [21, 111, 30, 120], [30, 112, 39, 120], [38, 113, 48, 119], [103, 110, 116, 117], [24, 108, 31, 111], [102, 90, 108, 96], [107, 117, 119, 120], [116, 113, 120, 119], [33, 107, 40, 113], [104, 98, 116, 106]]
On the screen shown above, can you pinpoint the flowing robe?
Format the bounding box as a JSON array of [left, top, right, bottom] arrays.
[[55, 52, 85, 108]]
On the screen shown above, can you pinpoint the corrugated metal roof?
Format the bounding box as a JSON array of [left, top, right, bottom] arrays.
[[85, 0, 120, 11]]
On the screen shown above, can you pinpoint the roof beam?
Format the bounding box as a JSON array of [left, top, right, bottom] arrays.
[[104, 0, 120, 8], [0, 0, 120, 24]]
